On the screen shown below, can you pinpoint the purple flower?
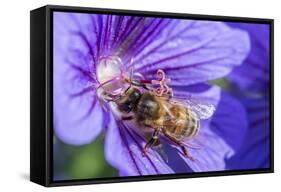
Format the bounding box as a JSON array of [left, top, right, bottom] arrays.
[[228, 23, 270, 94], [53, 12, 250, 176], [226, 23, 270, 169]]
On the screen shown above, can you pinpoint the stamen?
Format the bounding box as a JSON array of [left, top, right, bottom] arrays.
[[151, 69, 173, 97]]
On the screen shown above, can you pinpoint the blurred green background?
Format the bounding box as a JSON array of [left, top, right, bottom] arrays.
[[53, 133, 118, 180]]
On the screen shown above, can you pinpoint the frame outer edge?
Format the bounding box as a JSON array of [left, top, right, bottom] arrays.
[[30, 4, 274, 187]]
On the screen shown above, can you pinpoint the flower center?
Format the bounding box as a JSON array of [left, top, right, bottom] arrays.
[[96, 56, 123, 84], [96, 56, 128, 97]]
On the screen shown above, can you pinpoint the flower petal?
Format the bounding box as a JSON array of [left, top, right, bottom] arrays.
[[54, 12, 106, 145], [210, 91, 248, 152], [131, 20, 250, 85], [227, 23, 270, 93], [55, 13, 251, 87], [54, 88, 105, 145], [104, 114, 174, 176], [226, 98, 270, 169], [172, 86, 247, 171], [68, 13, 169, 68]]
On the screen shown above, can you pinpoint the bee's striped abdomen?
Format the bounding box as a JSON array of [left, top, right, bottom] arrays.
[[182, 108, 200, 138], [164, 105, 200, 140]]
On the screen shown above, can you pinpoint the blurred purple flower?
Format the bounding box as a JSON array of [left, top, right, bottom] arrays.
[[53, 12, 250, 176], [228, 23, 270, 94], [226, 23, 270, 169]]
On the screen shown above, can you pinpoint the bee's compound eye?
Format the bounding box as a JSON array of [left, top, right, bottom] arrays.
[[131, 89, 141, 100], [118, 89, 141, 113], [118, 103, 133, 113]]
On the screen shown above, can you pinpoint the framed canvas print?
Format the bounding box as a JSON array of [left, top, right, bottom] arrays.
[[30, 5, 274, 187]]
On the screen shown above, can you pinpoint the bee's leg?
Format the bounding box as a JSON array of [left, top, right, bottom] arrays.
[[180, 146, 195, 161], [162, 131, 195, 161], [142, 129, 160, 156], [121, 116, 134, 121]]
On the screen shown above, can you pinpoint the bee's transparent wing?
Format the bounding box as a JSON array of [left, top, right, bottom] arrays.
[[171, 96, 216, 120]]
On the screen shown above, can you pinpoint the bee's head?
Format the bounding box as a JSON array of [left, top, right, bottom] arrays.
[[116, 87, 142, 113]]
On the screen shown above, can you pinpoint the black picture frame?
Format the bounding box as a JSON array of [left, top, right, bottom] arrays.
[[30, 4, 274, 187]]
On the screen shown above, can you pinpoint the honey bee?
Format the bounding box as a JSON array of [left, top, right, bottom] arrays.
[[99, 68, 215, 161]]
